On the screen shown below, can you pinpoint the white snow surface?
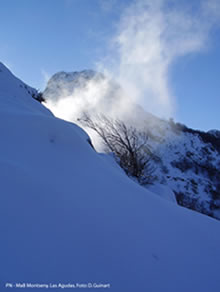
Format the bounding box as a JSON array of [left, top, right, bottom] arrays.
[[0, 62, 51, 116], [1, 63, 220, 292], [146, 184, 177, 203]]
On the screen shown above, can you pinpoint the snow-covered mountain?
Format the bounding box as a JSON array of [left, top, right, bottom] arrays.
[[43, 70, 220, 220], [1, 62, 220, 292], [144, 118, 220, 219]]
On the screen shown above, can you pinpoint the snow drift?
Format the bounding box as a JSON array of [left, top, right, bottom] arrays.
[[0, 62, 220, 292]]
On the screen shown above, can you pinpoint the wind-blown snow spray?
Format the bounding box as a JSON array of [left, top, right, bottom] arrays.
[[45, 0, 220, 129]]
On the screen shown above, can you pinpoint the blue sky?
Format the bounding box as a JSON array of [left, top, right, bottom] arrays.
[[0, 0, 220, 131]]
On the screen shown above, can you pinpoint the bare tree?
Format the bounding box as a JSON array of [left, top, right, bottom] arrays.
[[79, 113, 156, 185]]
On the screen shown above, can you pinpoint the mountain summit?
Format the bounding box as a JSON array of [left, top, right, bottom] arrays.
[[43, 69, 104, 101]]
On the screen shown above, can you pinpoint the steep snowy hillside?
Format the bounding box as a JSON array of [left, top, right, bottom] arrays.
[[43, 70, 220, 220], [142, 118, 220, 219], [1, 63, 220, 292], [0, 62, 50, 115]]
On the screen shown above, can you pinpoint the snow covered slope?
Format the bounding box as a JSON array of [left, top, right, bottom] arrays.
[[0, 62, 50, 115], [1, 63, 220, 292]]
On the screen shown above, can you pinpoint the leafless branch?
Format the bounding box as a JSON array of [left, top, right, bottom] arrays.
[[78, 112, 156, 184]]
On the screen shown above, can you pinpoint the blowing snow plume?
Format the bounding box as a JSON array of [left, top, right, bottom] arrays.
[[44, 70, 126, 122], [44, 0, 220, 124], [107, 0, 220, 118]]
